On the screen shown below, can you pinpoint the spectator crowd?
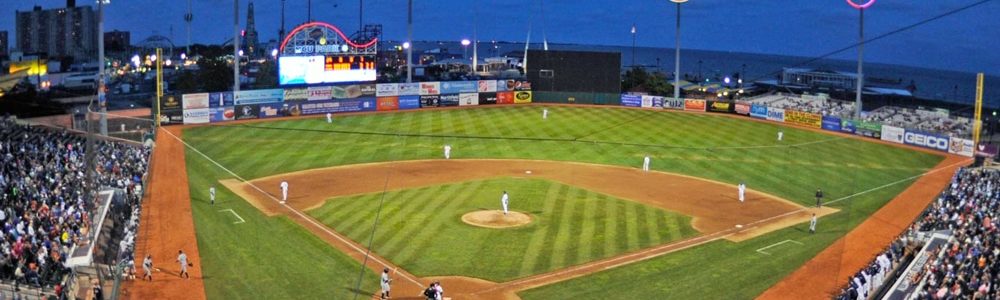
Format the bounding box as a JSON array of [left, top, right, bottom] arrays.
[[0, 117, 151, 290], [838, 168, 1000, 299]]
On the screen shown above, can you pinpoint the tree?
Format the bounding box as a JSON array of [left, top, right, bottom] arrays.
[[197, 57, 234, 92], [621, 67, 675, 97], [254, 60, 277, 89], [173, 70, 200, 93]]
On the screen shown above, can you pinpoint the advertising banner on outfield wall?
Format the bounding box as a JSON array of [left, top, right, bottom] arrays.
[[420, 82, 440, 95], [235, 104, 260, 120], [398, 83, 421, 96], [651, 96, 664, 108], [210, 106, 235, 122], [376, 83, 400, 97], [976, 143, 998, 158], [621, 94, 641, 107], [948, 137, 974, 157], [235, 89, 284, 105], [308, 86, 333, 100], [440, 81, 478, 94], [784, 110, 822, 128], [497, 92, 514, 104], [159, 108, 183, 125], [160, 94, 181, 111], [506, 80, 532, 91], [881, 125, 905, 144], [684, 99, 706, 111], [209, 92, 234, 108], [750, 104, 768, 119], [852, 120, 882, 138], [478, 92, 498, 105], [821, 115, 842, 132], [767, 107, 785, 122], [707, 101, 733, 113], [514, 91, 533, 104], [258, 102, 292, 118], [459, 93, 479, 106], [182, 93, 210, 110], [641, 95, 655, 108], [399, 95, 421, 109], [360, 84, 376, 97], [478, 80, 498, 92], [840, 119, 857, 134], [439, 94, 460, 106], [298, 98, 376, 115], [183, 108, 210, 124], [330, 85, 371, 99], [420, 95, 440, 107], [377, 96, 400, 111], [284, 88, 308, 101], [663, 97, 684, 109], [903, 129, 950, 151], [735, 101, 750, 115]]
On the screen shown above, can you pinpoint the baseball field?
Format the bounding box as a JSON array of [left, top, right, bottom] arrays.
[[130, 105, 958, 299]]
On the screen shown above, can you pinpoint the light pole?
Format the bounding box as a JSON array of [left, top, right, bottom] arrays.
[[671, 0, 688, 101], [631, 24, 636, 67], [406, 0, 413, 82], [461, 39, 471, 61], [98, 0, 108, 135], [234, 0, 240, 92], [847, 0, 875, 118]]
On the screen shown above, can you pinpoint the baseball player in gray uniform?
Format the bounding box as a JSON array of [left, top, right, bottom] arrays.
[[142, 254, 153, 281], [177, 250, 190, 279], [380, 268, 391, 299]]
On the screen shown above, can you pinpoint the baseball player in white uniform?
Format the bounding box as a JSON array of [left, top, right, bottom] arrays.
[[542, 108, 548, 119], [738, 182, 746, 203], [443, 145, 452, 159], [209, 186, 216, 205], [280, 180, 289, 204], [177, 250, 190, 279], [809, 213, 817, 233], [380, 268, 391, 299], [326, 112, 333, 123], [642, 155, 651, 171], [501, 191, 510, 215], [777, 130, 784, 142], [142, 254, 153, 281]]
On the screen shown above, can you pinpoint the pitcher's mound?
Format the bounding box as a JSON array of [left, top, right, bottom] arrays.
[[461, 210, 532, 229]]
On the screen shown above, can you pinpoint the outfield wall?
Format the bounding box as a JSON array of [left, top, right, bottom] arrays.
[[622, 95, 978, 158]]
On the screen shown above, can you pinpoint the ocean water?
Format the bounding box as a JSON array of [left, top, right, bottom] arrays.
[[434, 41, 999, 109]]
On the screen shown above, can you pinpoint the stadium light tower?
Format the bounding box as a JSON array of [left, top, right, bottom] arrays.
[[98, 0, 109, 135], [406, 0, 413, 82], [461, 39, 471, 60], [847, 0, 875, 118], [670, 0, 688, 102]]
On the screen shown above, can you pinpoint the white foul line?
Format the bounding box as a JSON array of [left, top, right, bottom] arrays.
[[160, 128, 425, 289], [756, 239, 804, 255], [219, 209, 246, 224]]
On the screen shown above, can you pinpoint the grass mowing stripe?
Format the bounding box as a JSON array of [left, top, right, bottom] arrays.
[[392, 180, 484, 267], [518, 181, 563, 277], [577, 189, 599, 264], [376, 185, 452, 254]]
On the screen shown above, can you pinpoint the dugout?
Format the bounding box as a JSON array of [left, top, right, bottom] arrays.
[[526, 50, 621, 105]]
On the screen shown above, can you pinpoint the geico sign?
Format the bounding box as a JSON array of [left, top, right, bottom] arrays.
[[904, 132, 948, 150]]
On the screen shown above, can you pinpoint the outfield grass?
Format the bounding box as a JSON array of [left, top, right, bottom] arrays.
[[181, 105, 944, 298], [308, 178, 698, 282]]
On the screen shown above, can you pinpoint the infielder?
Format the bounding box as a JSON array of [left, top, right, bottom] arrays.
[[777, 130, 784, 141], [809, 213, 817, 233], [326, 112, 333, 123], [443, 145, 452, 160], [380, 268, 391, 299], [738, 182, 746, 203], [543, 108, 548, 119], [815, 188, 823, 208], [280, 180, 289, 204], [642, 155, 651, 172], [142, 254, 153, 281], [501, 191, 510, 215], [209, 186, 216, 205], [176, 250, 190, 279]]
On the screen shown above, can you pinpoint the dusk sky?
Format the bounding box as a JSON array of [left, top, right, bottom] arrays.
[[4, 0, 998, 75]]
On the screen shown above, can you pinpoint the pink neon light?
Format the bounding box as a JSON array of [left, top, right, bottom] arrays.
[[846, 0, 875, 9], [278, 21, 378, 53]]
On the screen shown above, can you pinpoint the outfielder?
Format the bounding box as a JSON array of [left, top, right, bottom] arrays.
[[280, 180, 289, 204], [809, 213, 817, 233], [326, 112, 333, 123], [501, 191, 510, 215], [642, 155, 651, 171], [209, 186, 216, 205], [543, 108, 548, 119], [142, 254, 153, 281], [738, 182, 746, 203], [777, 130, 784, 141], [176, 250, 190, 279], [443, 145, 452, 160], [380, 268, 391, 299]]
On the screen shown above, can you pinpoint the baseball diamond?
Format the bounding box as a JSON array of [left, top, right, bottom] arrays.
[[114, 103, 965, 300]]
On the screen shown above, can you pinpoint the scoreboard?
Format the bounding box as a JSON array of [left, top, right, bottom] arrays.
[[279, 54, 377, 85]]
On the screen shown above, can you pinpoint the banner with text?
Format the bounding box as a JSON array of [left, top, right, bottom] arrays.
[[459, 93, 479, 106], [377, 96, 400, 111], [903, 129, 949, 152], [784, 110, 822, 128], [621, 94, 642, 107], [948, 137, 974, 157], [735, 101, 750, 115], [821, 115, 842, 132], [514, 91, 533, 104], [420, 82, 441, 95], [235, 89, 284, 105], [881, 125, 905, 144], [399, 95, 421, 109], [707, 101, 733, 113], [750, 104, 768, 119], [767, 107, 785, 122], [497, 92, 514, 104], [684, 99, 706, 111], [398, 83, 421, 96], [663, 97, 684, 109], [478, 92, 498, 105]]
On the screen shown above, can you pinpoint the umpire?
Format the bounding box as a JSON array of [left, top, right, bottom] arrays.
[[815, 188, 824, 208]]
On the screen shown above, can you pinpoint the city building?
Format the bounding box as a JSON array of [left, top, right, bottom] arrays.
[[104, 30, 130, 53], [781, 67, 857, 90], [0, 31, 8, 57], [15, 1, 98, 62]]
